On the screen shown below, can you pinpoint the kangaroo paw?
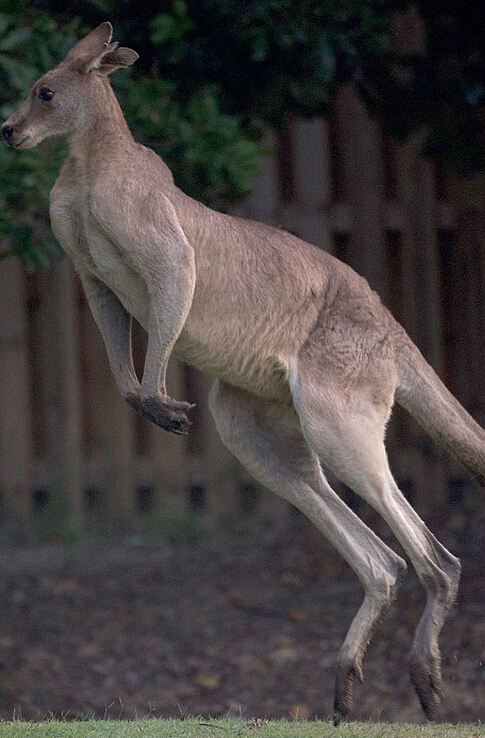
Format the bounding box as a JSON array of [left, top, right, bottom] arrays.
[[126, 394, 195, 435]]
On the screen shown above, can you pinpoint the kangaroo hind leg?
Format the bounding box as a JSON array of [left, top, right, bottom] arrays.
[[292, 354, 461, 720], [209, 380, 406, 722]]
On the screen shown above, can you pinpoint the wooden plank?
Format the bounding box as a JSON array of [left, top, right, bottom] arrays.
[[247, 129, 279, 225], [148, 358, 188, 515], [411, 157, 443, 374], [328, 202, 352, 233], [391, 136, 421, 342], [38, 259, 84, 532], [291, 118, 333, 251], [81, 300, 136, 523], [393, 139, 443, 375], [389, 136, 444, 507], [189, 371, 241, 520], [387, 133, 442, 493], [444, 175, 485, 422], [334, 85, 388, 302], [391, 1, 442, 372], [445, 205, 485, 413], [0, 253, 33, 529]]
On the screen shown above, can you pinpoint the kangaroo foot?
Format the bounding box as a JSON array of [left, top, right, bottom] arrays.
[[408, 649, 443, 720], [333, 655, 364, 725]]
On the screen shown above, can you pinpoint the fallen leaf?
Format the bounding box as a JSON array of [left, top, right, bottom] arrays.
[[279, 572, 302, 585], [287, 607, 310, 622], [269, 647, 299, 666], [76, 643, 101, 658], [52, 579, 78, 595], [193, 672, 220, 689]]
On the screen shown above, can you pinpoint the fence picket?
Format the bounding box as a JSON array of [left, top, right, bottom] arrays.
[[334, 85, 388, 302], [148, 359, 188, 515], [38, 259, 84, 532], [0, 254, 33, 529], [411, 158, 443, 375], [291, 118, 333, 251], [81, 300, 136, 523]]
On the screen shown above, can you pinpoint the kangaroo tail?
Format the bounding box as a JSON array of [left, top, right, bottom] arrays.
[[394, 331, 485, 487]]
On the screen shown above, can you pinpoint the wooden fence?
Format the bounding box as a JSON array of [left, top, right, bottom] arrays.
[[1, 83, 485, 537]]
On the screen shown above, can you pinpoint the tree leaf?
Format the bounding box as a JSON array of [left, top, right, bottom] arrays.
[[0, 27, 31, 51]]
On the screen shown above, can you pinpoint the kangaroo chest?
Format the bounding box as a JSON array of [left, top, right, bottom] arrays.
[[49, 168, 149, 327]]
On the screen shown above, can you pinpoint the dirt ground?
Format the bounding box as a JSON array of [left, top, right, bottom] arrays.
[[0, 512, 484, 725]]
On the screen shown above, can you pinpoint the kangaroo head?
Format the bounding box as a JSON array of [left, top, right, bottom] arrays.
[[1, 22, 138, 149]]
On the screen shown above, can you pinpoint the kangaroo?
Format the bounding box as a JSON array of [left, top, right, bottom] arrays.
[[3, 22, 485, 722]]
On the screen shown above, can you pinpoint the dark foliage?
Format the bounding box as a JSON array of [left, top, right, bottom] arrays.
[[2, 1, 485, 267]]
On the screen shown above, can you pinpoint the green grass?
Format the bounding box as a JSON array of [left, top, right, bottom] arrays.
[[0, 720, 483, 738]]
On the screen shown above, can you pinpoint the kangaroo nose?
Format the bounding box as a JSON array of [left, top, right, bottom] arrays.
[[2, 124, 14, 143]]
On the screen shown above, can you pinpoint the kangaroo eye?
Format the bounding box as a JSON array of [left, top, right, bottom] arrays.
[[39, 87, 54, 102]]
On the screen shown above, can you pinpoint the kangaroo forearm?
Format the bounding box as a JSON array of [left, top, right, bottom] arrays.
[[140, 276, 194, 398], [81, 274, 140, 395]]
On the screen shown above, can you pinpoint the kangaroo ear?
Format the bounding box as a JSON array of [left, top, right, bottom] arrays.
[[66, 22, 113, 66], [83, 43, 139, 75], [65, 22, 138, 74]]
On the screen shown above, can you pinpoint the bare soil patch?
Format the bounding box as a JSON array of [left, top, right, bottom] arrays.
[[0, 513, 484, 724]]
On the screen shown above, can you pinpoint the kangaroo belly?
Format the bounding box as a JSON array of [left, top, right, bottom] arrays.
[[174, 332, 291, 400], [174, 302, 308, 400]]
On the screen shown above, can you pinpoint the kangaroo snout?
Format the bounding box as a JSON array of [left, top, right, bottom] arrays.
[[1, 120, 32, 149], [1, 123, 14, 145]]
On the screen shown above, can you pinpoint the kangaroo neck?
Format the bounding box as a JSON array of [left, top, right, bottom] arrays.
[[68, 78, 135, 176]]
